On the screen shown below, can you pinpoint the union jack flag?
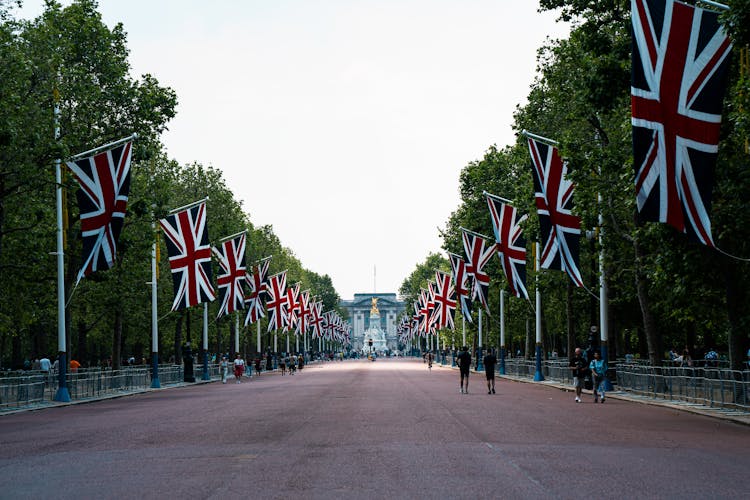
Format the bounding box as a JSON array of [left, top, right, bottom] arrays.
[[309, 300, 324, 338], [486, 193, 529, 300], [296, 289, 311, 336], [286, 282, 301, 333], [244, 256, 271, 326], [631, 0, 732, 247], [159, 200, 216, 311], [449, 252, 473, 323], [66, 139, 133, 283], [265, 270, 288, 331], [212, 232, 247, 318], [431, 270, 457, 331], [526, 138, 583, 287], [461, 228, 497, 313]]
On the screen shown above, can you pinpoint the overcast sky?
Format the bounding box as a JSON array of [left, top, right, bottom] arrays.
[[16, 1, 569, 300]]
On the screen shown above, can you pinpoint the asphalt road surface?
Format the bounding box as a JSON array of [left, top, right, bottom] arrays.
[[1, 358, 748, 499]]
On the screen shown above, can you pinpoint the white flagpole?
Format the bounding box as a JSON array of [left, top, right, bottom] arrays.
[[234, 314, 240, 354], [53, 88, 70, 402], [499, 289, 506, 375], [599, 192, 612, 391], [534, 242, 545, 381], [477, 309, 484, 371], [202, 303, 210, 380], [150, 219, 160, 388], [256, 320, 261, 354], [462, 316, 466, 347]]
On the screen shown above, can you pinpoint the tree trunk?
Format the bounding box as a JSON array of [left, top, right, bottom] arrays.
[[112, 307, 122, 371], [634, 237, 660, 365], [525, 317, 532, 360], [76, 319, 87, 366], [724, 257, 749, 371]]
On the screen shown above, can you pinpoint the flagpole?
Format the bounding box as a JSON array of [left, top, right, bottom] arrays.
[[477, 309, 484, 372], [202, 303, 210, 380], [150, 218, 160, 388], [520, 129, 559, 146], [598, 192, 612, 391], [68, 133, 138, 161], [256, 320, 261, 354], [235, 313, 240, 355], [533, 242, 545, 381], [462, 316, 466, 347], [499, 289, 506, 375], [52, 87, 70, 403], [168, 197, 209, 216]]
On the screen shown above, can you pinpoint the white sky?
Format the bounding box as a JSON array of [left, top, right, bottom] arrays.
[[15, 0, 569, 300]]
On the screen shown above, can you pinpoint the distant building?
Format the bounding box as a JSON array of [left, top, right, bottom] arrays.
[[340, 293, 406, 352]]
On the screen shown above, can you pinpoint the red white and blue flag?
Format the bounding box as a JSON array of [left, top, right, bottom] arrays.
[[430, 270, 457, 331], [212, 232, 247, 318], [296, 289, 311, 336], [526, 138, 583, 287], [286, 282, 301, 333], [309, 300, 324, 339], [159, 200, 216, 311], [461, 228, 497, 313], [631, 0, 732, 247], [486, 193, 529, 300], [265, 270, 288, 331], [66, 139, 133, 283], [449, 252, 473, 323], [244, 256, 271, 326]]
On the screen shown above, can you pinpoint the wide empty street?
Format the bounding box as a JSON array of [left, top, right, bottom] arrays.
[[1, 359, 748, 499]]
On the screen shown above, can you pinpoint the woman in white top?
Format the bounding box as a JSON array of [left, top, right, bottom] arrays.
[[233, 354, 245, 384]]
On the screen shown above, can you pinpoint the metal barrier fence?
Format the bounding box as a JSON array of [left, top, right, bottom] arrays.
[[501, 359, 750, 412], [0, 364, 222, 411]]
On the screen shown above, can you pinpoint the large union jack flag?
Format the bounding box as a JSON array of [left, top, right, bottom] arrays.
[[461, 228, 497, 313], [448, 252, 473, 323], [159, 200, 216, 311], [631, 0, 732, 247], [309, 300, 324, 339], [486, 193, 529, 300], [265, 270, 288, 331], [526, 138, 583, 287], [296, 289, 310, 336], [67, 139, 133, 283], [244, 256, 271, 326], [431, 270, 457, 331], [212, 232, 247, 318]]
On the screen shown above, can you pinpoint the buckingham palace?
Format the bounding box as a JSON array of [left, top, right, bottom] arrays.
[[339, 293, 406, 352]]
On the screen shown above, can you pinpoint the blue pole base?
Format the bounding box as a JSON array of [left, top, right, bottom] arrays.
[[476, 348, 484, 372], [499, 347, 506, 375], [451, 352, 456, 367], [53, 387, 71, 402], [533, 344, 545, 381], [202, 351, 210, 380], [600, 343, 612, 391], [151, 352, 160, 388], [151, 377, 161, 388]]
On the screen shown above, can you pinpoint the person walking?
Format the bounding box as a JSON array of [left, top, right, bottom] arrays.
[[569, 348, 587, 403], [483, 349, 497, 394], [279, 354, 287, 376], [289, 353, 297, 375], [220, 355, 229, 383], [233, 354, 245, 384], [425, 351, 434, 371], [589, 351, 607, 403], [457, 346, 471, 394]]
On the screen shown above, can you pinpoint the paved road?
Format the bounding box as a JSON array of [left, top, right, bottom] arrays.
[[1, 358, 748, 499]]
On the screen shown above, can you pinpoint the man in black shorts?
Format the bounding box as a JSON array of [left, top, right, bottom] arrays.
[[457, 346, 472, 394], [483, 349, 497, 394]]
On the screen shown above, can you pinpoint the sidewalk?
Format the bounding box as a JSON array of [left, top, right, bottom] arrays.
[[435, 361, 750, 426]]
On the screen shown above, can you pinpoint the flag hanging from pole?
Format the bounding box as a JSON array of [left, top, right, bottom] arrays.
[[244, 256, 271, 326], [526, 137, 583, 287], [159, 200, 216, 311], [296, 289, 310, 336], [309, 300, 324, 339], [631, 0, 732, 247], [430, 270, 457, 331], [286, 282, 301, 333], [461, 228, 497, 313], [486, 193, 529, 300], [265, 270, 288, 331], [66, 139, 133, 283], [212, 231, 247, 318], [449, 252, 473, 323]]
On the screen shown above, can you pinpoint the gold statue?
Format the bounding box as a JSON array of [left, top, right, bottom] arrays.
[[370, 297, 379, 315]]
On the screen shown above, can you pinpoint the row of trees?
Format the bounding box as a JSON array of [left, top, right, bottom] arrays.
[[0, 1, 342, 370], [401, 0, 750, 369]]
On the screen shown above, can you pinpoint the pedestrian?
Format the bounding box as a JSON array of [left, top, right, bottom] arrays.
[[220, 355, 229, 383], [569, 348, 587, 403], [457, 346, 471, 394], [483, 349, 497, 394], [233, 354, 245, 383], [254, 357, 262, 375], [70, 359, 81, 373], [425, 351, 433, 371], [39, 356, 51, 374], [289, 353, 296, 375], [279, 354, 287, 376], [298, 354, 304, 371], [589, 351, 607, 403]]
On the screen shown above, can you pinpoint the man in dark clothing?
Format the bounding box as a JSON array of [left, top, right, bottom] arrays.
[[457, 346, 472, 394], [483, 350, 498, 394], [569, 347, 587, 403]]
